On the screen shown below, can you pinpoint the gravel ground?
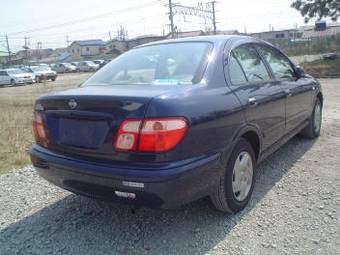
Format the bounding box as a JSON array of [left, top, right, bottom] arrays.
[[0, 78, 339, 255]]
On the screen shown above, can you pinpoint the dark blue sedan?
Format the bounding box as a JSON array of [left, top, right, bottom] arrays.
[[30, 35, 323, 213]]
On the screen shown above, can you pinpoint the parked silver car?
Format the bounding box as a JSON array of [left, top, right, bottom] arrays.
[[70, 62, 80, 71], [52, 63, 77, 73], [78, 61, 100, 72], [25, 66, 57, 82], [0, 68, 35, 86]]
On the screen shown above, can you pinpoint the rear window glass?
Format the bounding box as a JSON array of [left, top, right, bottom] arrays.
[[232, 45, 270, 82], [83, 42, 211, 86], [7, 69, 24, 74]]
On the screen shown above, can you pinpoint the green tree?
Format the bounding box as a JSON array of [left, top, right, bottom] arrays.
[[291, 0, 340, 22]]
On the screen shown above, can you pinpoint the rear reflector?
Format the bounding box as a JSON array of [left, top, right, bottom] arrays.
[[114, 117, 187, 153], [32, 112, 49, 147]]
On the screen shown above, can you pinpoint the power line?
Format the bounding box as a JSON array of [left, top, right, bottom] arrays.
[[6, 1, 159, 36], [211, 1, 217, 34], [13, 13, 166, 41], [5, 35, 11, 62], [166, 1, 218, 37]]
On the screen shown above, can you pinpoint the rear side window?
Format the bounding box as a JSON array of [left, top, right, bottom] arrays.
[[228, 53, 247, 85], [232, 45, 270, 83], [257, 45, 295, 79]]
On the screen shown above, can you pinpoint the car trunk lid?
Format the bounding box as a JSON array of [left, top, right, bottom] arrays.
[[35, 85, 171, 161]]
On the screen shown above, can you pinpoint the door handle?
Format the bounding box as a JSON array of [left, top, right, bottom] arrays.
[[285, 89, 292, 97], [248, 97, 258, 106]]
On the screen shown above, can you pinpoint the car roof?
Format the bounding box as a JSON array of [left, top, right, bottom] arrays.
[[137, 35, 260, 48]]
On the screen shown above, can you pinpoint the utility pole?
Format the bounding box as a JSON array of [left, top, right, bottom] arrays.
[[168, 0, 175, 38], [211, 1, 217, 35], [5, 35, 11, 64], [24, 36, 30, 65], [66, 35, 70, 47]]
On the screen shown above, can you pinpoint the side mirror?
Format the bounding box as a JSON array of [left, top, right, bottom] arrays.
[[294, 65, 305, 78]]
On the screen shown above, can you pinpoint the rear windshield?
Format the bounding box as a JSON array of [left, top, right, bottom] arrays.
[[31, 66, 51, 71], [7, 69, 24, 74], [83, 42, 211, 86]]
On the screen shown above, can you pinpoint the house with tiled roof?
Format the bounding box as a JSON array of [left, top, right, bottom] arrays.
[[68, 39, 105, 59]]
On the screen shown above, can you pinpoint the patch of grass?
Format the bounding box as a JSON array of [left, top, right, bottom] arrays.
[[302, 58, 340, 78], [0, 104, 34, 174], [0, 73, 92, 175]]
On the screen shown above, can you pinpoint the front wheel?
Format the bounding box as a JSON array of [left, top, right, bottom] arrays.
[[210, 138, 256, 213], [300, 98, 322, 138], [10, 79, 15, 86]]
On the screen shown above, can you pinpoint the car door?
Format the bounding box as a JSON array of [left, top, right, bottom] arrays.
[[62, 64, 67, 72], [54, 64, 60, 72], [79, 63, 84, 71], [5, 71, 11, 84], [256, 44, 314, 133], [226, 44, 286, 150], [0, 71, 11, 85], [0, 71, 4, 84]]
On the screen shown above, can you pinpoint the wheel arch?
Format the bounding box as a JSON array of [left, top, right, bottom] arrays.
[[316, 91, 323, 107], [232, 125, 262, 163]]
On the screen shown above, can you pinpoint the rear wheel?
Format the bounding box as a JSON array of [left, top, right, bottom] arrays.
[[210, 138, 256, 213], [300, 98, 322, 138]]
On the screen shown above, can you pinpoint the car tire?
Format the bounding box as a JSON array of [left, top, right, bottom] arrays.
[[10, 79, 15, 86], [210, 138, 256, 213], [51, 77, 56, 81], [300, 98, 322, 139]]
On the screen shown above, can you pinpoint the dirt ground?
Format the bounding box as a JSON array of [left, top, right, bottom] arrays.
[[0, 77, 339, 254]]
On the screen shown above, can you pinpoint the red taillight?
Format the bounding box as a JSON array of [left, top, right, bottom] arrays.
[[114, 120, 141, 151], [32, 112, 49, 147], [114, 118, 187, 153]]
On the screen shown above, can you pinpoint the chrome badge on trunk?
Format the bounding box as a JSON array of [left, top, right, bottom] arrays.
[[68, 99, 77, 109]]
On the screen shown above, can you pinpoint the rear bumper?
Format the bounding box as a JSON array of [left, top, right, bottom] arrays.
[[38, 74, 57, 80], [30, 145, 223, 209]]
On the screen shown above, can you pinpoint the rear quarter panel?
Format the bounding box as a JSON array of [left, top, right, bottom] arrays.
[[146, 85, 245, 162]]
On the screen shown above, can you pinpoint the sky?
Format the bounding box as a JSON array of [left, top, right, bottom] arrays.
[[0, 0, 317, 52]]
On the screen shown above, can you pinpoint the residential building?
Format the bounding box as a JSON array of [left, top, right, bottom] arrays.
[[68, 40, 105, 59], [167, 30, 206, 39], [215, 30, 241, 35], [102, 40, 128, 56], [0, 50, 14, 65], [126, 35, 165, 49]]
